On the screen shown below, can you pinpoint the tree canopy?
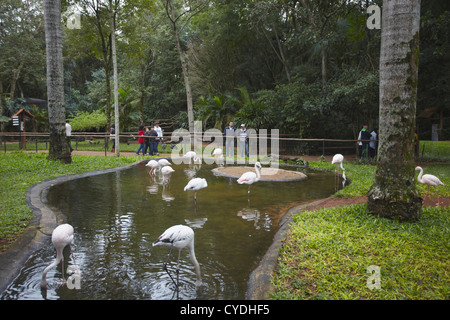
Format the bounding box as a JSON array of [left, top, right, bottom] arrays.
[[0, 0, 448, 140]]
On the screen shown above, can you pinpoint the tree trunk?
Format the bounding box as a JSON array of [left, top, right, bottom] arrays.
[[367, 0, 422, 222], [167, 0, 194, 135], [321, 45, 328, 86], [43, 0, 71, 163], [110, 0, 120, 157]]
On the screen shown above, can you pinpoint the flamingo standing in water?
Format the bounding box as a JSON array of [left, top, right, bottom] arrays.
[[184, 151, 201, 164], [415, 166, 445, 205], [331, 154, 346, 184], [146, 159, 159, 175], [153, 225, 202, 290], [237, 162, 262, 194], [184, 177, 208, 202], [212, 148, 223, 165], [41, 224, 77, 288], [158, 158, 171, 169], [160, 165, 175, 183]]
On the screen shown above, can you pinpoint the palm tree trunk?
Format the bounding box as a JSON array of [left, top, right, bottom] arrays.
[[43, 0, 71, 163], [110, 0, 120, 157], [367, 0, 422, 221], [167, 0, 194, 135]]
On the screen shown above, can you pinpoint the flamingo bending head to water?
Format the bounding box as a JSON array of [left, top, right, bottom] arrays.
[[152, 225, 202, 289], [41, 224, 77, 289]]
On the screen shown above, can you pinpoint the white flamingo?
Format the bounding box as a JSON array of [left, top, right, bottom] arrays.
[[146, 159, 159, 175], [415, 166, 445, 206], [158, 158, 171, 168], [213, 148, 224, 165], [184, 177, 208, 202], [237, 162, 262, 194], [40, 224, 77, 289], [331, 153, 346, 182], [184, 151, 201, 164], [153, 225, 202, 290], [160, 165, 175, 182]]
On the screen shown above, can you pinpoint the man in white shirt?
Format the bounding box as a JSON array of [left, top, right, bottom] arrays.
[[154, 121, 163, 155], [65, 122, 73, 153], [238, 124, 249, 158]]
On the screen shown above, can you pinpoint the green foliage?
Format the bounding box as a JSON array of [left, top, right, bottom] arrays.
[[68, 109, 107, 132]]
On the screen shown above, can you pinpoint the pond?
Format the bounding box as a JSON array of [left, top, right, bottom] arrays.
[[2, 161, 341, 300]]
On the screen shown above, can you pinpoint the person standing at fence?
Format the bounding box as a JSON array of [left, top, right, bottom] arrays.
[[154, 121, 163, 156], [358, 124, 371, 159], [149, 125, 159, 156], [369, 128, 378, 159], [224, 121, 236, 159], [136, 125, 145, 156], [144, 127, 151, 155], [110, 124, 115, 153], [65, 122, 73, 153], [238, 124, 249, 158]]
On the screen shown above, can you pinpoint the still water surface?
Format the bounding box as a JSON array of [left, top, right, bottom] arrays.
[[2, 162, 339, 300]]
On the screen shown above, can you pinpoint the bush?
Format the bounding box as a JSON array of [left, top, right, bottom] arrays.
[[68, 109, 107, 132]]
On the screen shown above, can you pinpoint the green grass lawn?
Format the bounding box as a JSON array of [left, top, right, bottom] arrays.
[[0, 137, 173, 154], [271, 159, 450, 300], [0, 150, 448, 299], [271, 203, 449, 300], [0, 152, 138, 250]]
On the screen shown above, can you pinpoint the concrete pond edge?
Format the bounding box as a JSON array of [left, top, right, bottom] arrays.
[[0, 159, 145, 294], [0, 158, 345, 298]]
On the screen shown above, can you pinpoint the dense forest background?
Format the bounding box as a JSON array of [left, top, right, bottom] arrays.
[[1, 0, 449, 140]]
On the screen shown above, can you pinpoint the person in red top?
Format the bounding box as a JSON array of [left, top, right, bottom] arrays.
[[136, 125, 145, 155]]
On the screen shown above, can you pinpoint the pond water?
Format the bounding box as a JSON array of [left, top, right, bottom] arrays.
[[2, 162, 340, 300]]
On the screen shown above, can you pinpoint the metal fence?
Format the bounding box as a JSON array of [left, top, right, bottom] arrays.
[[0, 131, 374, 159]]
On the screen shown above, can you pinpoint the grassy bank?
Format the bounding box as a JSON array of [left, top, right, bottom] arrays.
[[271, 204, 449, 299], [0, 152, 138, 250], [271, 160, 450, 300]]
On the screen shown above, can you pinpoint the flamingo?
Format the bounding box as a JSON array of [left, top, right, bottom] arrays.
[[184, 151, 201, 164], [213, 148, 224, 165], [160, 165, 175, 182], [40, 224, 77, 289], [184, 177, 208, 202], [331, 153, 346, 182], [146, 159, 159, 175], [158, 158, 171, 168], [153, 225, 202, 290], [415, 166, 445, 206], [237, 162, 262, 194]]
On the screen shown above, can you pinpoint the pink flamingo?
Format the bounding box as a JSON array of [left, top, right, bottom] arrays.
[[415, 166, 445, 206]]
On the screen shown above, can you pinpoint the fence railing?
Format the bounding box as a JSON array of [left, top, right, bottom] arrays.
[[0, 131, 376, 159]]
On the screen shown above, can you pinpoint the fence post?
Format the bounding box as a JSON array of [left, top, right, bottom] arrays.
[[322, 140, 325, 157]]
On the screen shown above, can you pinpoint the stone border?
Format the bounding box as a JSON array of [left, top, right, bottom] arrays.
[[245, 197, 331, 300], [245, 166, 349, 300], [0, 157, 345, 298], [0, 159, 146, 295]]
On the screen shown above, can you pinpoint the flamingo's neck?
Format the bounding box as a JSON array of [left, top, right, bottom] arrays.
[[188, 242, 202, 286], [255, 164, 261, 180], [417, 168, 424, 183]]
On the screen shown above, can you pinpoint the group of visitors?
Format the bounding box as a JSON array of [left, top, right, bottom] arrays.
[[136, 122, 163, 156], [224, 121, 249, 158], [358, 123, 378, 159]]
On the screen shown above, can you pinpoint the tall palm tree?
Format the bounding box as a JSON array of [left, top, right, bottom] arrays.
[[43, 0, 71, 163], [368, 0, 422, 221]]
